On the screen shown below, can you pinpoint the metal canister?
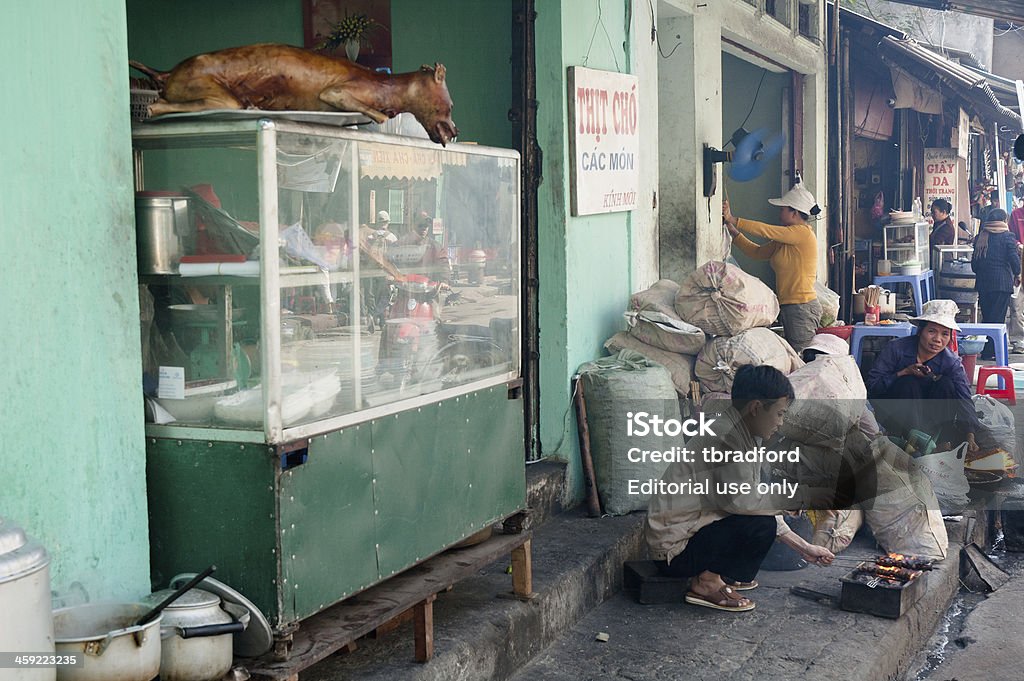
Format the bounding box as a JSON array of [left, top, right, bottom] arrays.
[[0, 517, 56, 681], [135, 194, 193, 275]]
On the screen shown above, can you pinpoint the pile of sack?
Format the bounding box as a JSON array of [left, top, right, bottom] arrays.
[[591, 262, 950, 559], [605, 261, 803, 398]]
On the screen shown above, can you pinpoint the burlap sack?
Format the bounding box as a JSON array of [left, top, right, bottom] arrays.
[[626, 280, 706, 355], [779, 355, 867, 448], [694, 327, 803, 394], [859, 435, 949, 560], [674, 261, 780, 336], [578, 351, 680, 515], [809, 509, 864, 554], [604, 333, 695, 395]]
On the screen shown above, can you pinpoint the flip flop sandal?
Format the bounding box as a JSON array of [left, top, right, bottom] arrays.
[[724, 579, 758, 591], [685, 586, 756, 612]]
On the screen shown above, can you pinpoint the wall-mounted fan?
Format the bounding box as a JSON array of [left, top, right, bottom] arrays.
[[703, 127, 786, 197]]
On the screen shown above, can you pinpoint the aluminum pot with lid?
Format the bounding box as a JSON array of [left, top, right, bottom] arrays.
[[144, 588, 248, 681], [0, 517, 55, 681]]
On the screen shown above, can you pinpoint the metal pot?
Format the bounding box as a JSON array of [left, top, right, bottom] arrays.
[[146, 588, 248, 681], [0, 517, 55, 681], [53, 602, 161, 681], [136, 193, 193, 275]]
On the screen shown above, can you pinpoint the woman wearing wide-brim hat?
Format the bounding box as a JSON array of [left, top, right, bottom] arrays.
[[723, 183, 821, 353], [865, 299, 982, 451]]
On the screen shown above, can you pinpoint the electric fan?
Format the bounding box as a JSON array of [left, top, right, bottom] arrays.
[[703, 127, 786, 197]]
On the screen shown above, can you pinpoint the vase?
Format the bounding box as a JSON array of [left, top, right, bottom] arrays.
[[344, 38, 360, 62]]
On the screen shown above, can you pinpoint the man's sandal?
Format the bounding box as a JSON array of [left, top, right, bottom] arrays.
[[724, 579, 758, 591], [685, 585, 756, 612]]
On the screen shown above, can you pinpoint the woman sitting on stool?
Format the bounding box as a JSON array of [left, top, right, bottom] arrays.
[[865, 299, 981, 451]]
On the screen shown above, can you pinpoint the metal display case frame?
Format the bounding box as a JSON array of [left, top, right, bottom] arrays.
[[133, 118, 522, 445]]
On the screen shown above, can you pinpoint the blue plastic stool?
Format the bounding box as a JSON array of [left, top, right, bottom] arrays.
[[957, 322, 1009, 368], [850, 322, 916, 365], [873, 271, 934, 316]]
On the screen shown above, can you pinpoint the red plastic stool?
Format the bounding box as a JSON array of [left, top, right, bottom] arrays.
[[976, 366, 1016, 405]]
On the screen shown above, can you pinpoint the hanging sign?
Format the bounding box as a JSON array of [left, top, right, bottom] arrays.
[[567, 66, 640, 216], [957, 109, 969, 160], [359, 143, 440, 180], [924, 148, 959, 209]]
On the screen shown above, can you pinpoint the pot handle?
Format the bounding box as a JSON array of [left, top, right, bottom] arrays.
[[177, 622, 246, 639]]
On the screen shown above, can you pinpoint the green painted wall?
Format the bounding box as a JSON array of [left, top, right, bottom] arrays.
[[722, 52, 788, 289], [536, 0, 634, 501], [1, 1, 149, 601], [391, 0, 515, 149], [126, 0, 303, 66]]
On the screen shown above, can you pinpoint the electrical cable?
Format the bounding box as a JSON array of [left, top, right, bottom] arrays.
[[733, 70, 768, 145]]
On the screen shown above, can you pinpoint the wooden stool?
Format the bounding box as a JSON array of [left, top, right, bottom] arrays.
[[623, 560, 686, 604], [976, 366, 1016, 404]]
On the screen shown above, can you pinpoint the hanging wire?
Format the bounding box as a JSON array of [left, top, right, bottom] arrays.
[[649, 0, 684, 58], [733, 70, 768, 141], [583, 0, 622, 72]]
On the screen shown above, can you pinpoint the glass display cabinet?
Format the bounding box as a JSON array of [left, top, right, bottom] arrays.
[[133, 118, 525, 635], [134, 118, 521, 443]]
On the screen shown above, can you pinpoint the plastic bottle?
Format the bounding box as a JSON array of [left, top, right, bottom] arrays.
[[912, 196, 923, 219]]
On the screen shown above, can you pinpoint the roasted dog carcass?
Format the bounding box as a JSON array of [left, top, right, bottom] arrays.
[[130, 43, 458, 145]]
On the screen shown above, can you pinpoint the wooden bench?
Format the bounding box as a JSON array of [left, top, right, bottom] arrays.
[[245, 524, 535, 680]]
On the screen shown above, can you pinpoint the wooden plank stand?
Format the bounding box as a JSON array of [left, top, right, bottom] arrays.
[[245, 528, 535, 680]]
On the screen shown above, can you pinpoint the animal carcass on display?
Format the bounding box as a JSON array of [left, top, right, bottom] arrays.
[[130, 43, 459, 145]]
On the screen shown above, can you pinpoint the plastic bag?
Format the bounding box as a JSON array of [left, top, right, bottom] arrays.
[[972, 394, 1019, 466], [916, 442, 971, 513], [815, 281, 841, 327]]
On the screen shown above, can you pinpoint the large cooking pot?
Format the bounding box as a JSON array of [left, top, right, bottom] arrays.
[[0, 517, 55, 681], [136, 193, 193, 275], [53, 602, 161, 681], [852, 289, 896, 320], [145, 588, 248, 681], [938, 273, 976, 290]]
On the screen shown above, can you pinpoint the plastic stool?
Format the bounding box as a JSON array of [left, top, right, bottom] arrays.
[[850, 322, 916, 365], [957, 323, 1009, 367], [874, 271, 934, 316], [976, 366, 1016, 404]]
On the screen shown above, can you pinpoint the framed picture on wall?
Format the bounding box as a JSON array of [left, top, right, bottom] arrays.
[[302, 0, 392, 72]]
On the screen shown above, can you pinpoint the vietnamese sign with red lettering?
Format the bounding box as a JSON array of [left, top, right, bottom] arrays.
[[567, 66, 639, 216], [923, 148, 959, 210]]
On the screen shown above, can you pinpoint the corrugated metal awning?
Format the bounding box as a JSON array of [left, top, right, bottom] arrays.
[[878, 36, 1023, 129], [883, 0, 1024, 25]]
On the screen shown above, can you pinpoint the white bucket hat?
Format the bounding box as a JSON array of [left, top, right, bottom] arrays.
[[804, 333, 850, 356], [910, 299, 961, 332], [377, 210, 390, 223], [768, 182, 821, 217]]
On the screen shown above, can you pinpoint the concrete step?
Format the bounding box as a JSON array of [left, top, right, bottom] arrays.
[[524, 459, 567, 530], [302, 510, 647, 681]]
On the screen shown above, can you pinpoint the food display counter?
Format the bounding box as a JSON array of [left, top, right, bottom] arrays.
[[133, 117, 525, 634]]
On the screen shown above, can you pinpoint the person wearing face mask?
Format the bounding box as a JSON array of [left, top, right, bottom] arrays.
[[722, 183, 821, 353], [646, 364, 834, 614], [865, 300, 981, 451]]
